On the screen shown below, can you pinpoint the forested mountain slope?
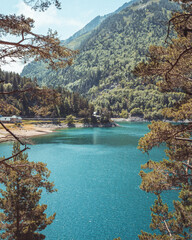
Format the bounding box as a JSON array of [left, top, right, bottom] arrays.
[[63, 1, 136, 50], [22, 0, 184, 118], [0, 69, 93, 118]]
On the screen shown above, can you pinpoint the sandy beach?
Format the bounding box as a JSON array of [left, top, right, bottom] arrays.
[[0, 123, 59, 143], [0, 121, 118, 143]]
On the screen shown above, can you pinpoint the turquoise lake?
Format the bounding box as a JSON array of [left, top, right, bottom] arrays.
[[0, 122, 177, 240]]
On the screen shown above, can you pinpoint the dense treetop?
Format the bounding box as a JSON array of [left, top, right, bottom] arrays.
[[0, 142, 56, 240], [0, 69, 94, 118], [134, 0, 192, 238]]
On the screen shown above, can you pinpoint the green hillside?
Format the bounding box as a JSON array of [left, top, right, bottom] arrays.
[[62, 1, 136, 50], [0, 69, 93, 118], [22, 0, 184, 118]]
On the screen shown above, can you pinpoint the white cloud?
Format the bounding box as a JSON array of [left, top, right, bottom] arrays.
[[17, 1, 61, 28], [16, 1, 84, 37], [1, 1, 85, 74], [1, 60, 26, 74]]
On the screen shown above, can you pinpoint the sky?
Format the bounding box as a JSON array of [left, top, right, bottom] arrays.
[[1, 0, 128, 73]]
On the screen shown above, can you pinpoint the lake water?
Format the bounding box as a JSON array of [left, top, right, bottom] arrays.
[[0, 122, 177, 240]]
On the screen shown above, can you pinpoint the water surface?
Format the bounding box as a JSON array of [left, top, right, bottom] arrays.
[[0, 122, 176, 240]]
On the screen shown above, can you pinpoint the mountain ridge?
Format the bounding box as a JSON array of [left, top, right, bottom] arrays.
[[22, 0, 183, 118], [63, 1, 137, 49], [62, 0, 137, 50]]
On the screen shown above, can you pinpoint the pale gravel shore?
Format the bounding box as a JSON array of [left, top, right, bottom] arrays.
[[0, 122, 118, 143], [111, 117, 148, 122], [0, 124, 57, 143]]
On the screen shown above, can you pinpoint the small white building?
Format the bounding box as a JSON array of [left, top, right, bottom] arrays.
[[0, 115, 22, 123], [0, 117, 11, 122]]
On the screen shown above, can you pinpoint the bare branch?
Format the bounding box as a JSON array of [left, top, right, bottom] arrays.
[[163, 220, 173, 239], [165, 13, 192, 43], [175, 137, 192, 142], [0, 146, 30, 165], [183, 162, 192, 169], [0, 121, 25, 145], [0, 14, 77, 69], [165, 47, 192, 80], [2, 161, 16, 169], [24, 0, 61, 11]]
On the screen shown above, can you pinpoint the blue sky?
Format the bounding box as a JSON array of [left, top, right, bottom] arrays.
[[1, 0, 128, 72], [2, 0, 129, 40]]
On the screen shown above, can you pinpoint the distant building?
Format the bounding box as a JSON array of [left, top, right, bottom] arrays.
[[93, 112, 100, 118], [0, 117, 11, 122], [0, 115, 22, 123]]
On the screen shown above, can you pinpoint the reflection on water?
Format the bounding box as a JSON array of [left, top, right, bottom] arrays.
[[33, 122, 150, 147]]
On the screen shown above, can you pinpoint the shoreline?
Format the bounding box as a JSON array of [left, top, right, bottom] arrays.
[[112, 117, 192, 123], [0, 121, 118, 143], [0, 124, 56, 143], [111, 117, 148, 122], [2, 116, 189, 143], [1, 117, 190, 143]]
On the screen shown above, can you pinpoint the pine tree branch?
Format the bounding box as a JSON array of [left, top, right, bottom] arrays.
[[0, 121, 25, 145], [0, 146, 30, 165], [165, 13, 192, 43], [0, 39, 46, 51], [183, 162, 192, 169], [175, 137, 192, 142], [165, 47, 192, 80], [163, 220, 173, 240], [2, 161, 15, 169]]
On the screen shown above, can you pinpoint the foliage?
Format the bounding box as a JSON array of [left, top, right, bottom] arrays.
[[66, 114, 75, 126], [63, 1, 133, 51], [119, 109, 129, 118], [0, 11, 76, 69], [92, 86, 184, 119], [134, 0, 192, 238], [0, 142, 56, 240], [99, 108, 111, 124], [24, 0, 61, 11], [130, 108, 144, 117], [22, 0, 184, 119], [0, 2, 74, 239], [0, 69, 94, 118]]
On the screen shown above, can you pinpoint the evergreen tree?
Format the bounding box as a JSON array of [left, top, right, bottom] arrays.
[[0, 142, 56, 240], [0, 0, 76, 70], [134, 0, 192, 238], [23, 0, 61, 11], [21, 0, 185, 119]]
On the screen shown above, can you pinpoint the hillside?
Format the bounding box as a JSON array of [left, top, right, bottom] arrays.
[[62, 1, 136, 50], [22, 0, 184, 118], [0, 69, 93, 118]]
